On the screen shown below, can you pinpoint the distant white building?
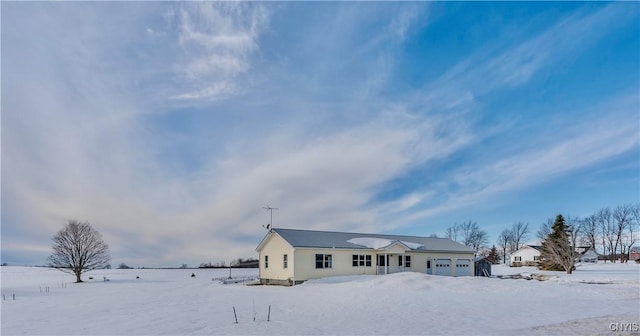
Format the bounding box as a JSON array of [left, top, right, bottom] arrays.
[[510, 245, 542, 266], [511, 245, 599, 266], [575, 246, 598, 263]]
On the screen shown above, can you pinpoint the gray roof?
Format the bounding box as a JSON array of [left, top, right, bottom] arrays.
[[265, 228, 475, 253]]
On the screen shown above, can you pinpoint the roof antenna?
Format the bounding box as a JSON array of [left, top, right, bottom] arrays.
[[262, 205, 279, 231]]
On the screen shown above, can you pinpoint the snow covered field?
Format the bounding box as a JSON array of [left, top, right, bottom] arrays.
[[1, 263, 639, 335]]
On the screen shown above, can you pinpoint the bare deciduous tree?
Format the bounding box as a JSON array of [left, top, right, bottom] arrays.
[[613, 204, 632, 262], [537, 218, 553, 242], [509, 221, 530, 252], [581, 213, 599, 249], [597, 208, 615, 262], [446, 221, 488, 252], [47, 220, 111, 282], [460, 220, 488, 251], [445, 225, 460, 242], [566, 215, 582, 257], [621, 203, 639, 263], [497, 229, 513, 264]]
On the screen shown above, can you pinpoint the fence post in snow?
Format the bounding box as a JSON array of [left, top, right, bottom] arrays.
[[233, 307, 238, 324], [13, 293, 15, 300], [267, 305, 271, 322]]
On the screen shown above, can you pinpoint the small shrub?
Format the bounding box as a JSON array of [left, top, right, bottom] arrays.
[[118, 263, 132, 269], [510, 262, 522, 267]]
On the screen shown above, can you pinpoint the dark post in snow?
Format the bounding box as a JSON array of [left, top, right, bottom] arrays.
[[233, 307, 238, 324]]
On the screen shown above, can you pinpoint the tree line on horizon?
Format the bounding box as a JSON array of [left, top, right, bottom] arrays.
[[444, 202, 640, 269]]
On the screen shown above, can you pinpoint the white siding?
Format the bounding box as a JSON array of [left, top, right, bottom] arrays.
[[258, 233, 295, 283], [293, 248, 377, 281], [292, 249, 475, 281], [510, 246, 541, 264]]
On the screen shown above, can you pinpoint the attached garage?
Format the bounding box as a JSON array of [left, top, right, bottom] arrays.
[[455, 259, 472, 276], [434, 259, 452, 276]]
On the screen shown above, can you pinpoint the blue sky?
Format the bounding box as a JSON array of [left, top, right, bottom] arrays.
[[2, 2, 638, 267]]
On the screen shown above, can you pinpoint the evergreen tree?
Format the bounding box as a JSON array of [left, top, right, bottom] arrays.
[[487, 245, 500, 264], [540, 214, 575, 273]]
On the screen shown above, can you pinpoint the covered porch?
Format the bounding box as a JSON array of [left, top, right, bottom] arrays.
[[375, 242, 413, 275]]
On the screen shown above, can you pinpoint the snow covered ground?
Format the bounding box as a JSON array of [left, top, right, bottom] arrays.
[[1, 263, 638, 335]]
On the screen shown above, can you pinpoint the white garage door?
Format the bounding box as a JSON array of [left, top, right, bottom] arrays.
[[434, 259, 452, 276], [455, 259, 471, 276]]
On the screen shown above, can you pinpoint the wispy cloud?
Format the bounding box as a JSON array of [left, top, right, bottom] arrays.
[[2, 3, 637, 267], [374, 3, 639, 229], [171, 2, 268, 101], [423, 3, 636, 108], [402, 92, 639, 225]]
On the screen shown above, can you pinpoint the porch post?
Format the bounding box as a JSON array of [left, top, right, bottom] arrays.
[[385, 253, 388, 275], [403, 253, 406, 272]]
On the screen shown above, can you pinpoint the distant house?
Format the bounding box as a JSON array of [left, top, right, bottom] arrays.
[[510, 245, 542, 267], [512, 245, 600, 267], [575, 246, 598, 263], [256, 228, 476, 285], [629, 247, 640, 262]]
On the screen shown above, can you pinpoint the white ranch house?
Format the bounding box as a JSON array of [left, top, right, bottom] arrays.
[[510, 245, 599, 266], [510, 245, 543, 266], [256, 228, 476, 285]]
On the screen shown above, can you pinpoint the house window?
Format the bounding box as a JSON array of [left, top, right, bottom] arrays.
[[265, 255, 269, 269], [316, 254, 332, 269], [397, 255, 411, 267], [283, 254, 288, 269], [514, 256, 522, 262], [533, 256, 540, 261], [352, 255, 372, 267]]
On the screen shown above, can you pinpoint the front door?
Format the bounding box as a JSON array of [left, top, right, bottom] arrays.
[[426, 259, 432, 275], [377, 255, 388, 266], [377, 255, 390, 274]]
